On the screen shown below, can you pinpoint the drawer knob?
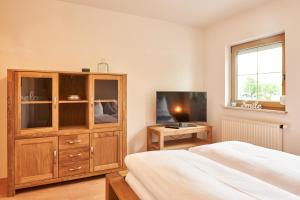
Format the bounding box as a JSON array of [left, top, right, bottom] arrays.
[[68, 153, 82, 158], [69, 166, 82, 171], [66, 139, 81, 144]]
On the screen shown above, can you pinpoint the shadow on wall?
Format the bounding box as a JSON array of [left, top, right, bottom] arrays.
[[127, 127, 147, 154], [0, 76, 8, 178]]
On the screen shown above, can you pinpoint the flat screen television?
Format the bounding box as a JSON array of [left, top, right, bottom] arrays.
[[156, 91, 207, 124]]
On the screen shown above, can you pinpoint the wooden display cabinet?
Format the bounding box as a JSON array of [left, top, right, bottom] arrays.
[[7, 69, 127, 196]]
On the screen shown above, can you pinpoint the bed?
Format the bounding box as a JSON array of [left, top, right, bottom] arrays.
[[106, 141, 300, 200]]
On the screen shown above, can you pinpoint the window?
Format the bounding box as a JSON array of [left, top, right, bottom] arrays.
[[231, 33, 285, 111]]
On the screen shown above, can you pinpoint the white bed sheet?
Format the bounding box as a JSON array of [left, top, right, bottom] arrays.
[[189, 141, 300, 196], [125, 172, 155, 200], [125, 150, 300, 200]]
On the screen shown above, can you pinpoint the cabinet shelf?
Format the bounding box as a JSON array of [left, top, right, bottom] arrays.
[[21, 101, 52, 104], [59, 100, 88, 104], [94, 99, 117, 103], [59, 125, 88, 130], [59, 103, 88, 128], [59, 74, 88, 101]]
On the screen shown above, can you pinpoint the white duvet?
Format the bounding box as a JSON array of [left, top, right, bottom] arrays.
[[125, 150, 300, 200], [125, 172, 155, 200], [189, 141, 300, 196]]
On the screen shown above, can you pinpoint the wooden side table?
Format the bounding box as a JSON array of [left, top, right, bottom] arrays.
[[147, 125, 212, 151]]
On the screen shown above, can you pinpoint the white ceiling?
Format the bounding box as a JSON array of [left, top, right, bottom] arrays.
[[60, 0, 273, 27]]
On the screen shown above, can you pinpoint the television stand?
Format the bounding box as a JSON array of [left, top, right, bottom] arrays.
[[147, 124, 212, 150]]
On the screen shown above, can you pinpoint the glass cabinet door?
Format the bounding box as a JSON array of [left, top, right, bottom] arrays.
[[90, 75, 121, 128], [18, 72, 58, 134]]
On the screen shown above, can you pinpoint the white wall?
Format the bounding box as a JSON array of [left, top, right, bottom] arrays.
[[203, 0, 300, 155], [0, 0, 204, 178]]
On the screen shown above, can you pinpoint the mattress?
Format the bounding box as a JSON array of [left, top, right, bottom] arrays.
[[125, 150, 300, 200], [189, 141, 300, 196]]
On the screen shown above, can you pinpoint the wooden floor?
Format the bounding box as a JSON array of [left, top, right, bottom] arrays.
[[0, 176, 105, 200]]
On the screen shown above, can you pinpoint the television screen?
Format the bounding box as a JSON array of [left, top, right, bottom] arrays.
[[156, 91, 207, 124]]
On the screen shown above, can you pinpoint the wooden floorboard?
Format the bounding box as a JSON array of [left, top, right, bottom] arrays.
[[0, 176, 105, 200]]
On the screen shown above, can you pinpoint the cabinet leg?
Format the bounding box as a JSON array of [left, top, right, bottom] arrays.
[[207, 127, 212, 143], [147, 128, 152, 151], [192, 133, 197, 139], [159, 132, 164, 150], [7, 185, 15, 197]]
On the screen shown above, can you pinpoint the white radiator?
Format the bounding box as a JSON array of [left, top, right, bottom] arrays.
[[221, 118, 285, 151]]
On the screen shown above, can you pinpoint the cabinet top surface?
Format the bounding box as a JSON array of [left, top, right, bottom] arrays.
[[8, 69, 127, 76]]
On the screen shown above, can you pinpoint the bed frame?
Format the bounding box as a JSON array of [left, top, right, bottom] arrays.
[[106, 171, 140, 200]]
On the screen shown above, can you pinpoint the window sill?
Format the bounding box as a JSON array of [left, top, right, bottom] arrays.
[[224, 106, 288, 114]]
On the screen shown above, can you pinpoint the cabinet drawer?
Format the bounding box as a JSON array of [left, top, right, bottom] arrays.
[[59, 160, 89, 177], [59, 134, 89, 150], [59, 147, 90, 164]]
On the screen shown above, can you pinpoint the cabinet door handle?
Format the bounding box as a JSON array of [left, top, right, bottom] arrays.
[[53, 97, 57, 109], [53, 150, 57, 164], [68, 153, 82, 158], [90, 146, 94, 154], [69, 166, 82, 171], [66, 139, 81, 144], [90, 96, 94, 108]]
